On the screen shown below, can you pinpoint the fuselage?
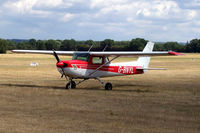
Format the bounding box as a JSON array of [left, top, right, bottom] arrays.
[[56, 52, 144, 79]]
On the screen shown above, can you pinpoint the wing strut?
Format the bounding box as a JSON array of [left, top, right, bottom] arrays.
[[88, 56, 119, 76]]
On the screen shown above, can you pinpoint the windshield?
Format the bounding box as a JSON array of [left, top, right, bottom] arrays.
[[72, 53, 90, 62]]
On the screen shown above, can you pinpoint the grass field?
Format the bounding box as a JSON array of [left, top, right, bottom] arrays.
[[0, 53, 200, 133]]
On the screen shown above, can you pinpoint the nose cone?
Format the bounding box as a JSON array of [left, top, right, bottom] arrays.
[[56, 61, 67, 68]]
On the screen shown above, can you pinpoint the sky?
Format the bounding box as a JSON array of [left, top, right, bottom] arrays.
[[0, 0, 200, 42]]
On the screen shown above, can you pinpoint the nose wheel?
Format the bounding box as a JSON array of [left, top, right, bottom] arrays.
[[66, 80, 76, 89]]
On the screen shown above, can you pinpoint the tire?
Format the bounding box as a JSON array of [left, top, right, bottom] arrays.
[[105, 82, 112, 90], [66, 81, 76, 89], [71, 81, 76, 89], [66, 83, 71, 89]]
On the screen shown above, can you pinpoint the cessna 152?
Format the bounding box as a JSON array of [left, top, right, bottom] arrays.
[[12, 42, 183, 90]]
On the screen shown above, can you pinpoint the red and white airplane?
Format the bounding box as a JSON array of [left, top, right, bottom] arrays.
[[12, 42, 183, 90]]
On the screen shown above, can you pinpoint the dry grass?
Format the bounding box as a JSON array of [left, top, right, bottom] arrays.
[[0, 53, 199, 133]]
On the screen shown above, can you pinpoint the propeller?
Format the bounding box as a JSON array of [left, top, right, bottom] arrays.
[[53, 49, 60, 62], [52, 50, 67, 79]]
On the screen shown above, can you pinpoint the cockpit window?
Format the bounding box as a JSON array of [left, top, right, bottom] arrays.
[[92, 56, 103, 64], [72, 53, 90, 62]]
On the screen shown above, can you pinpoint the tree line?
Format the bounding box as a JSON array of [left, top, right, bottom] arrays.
[[0, 38, 200, 53]]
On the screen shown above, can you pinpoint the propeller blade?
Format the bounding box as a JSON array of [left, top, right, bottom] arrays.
[[53, 50, 60, 62]]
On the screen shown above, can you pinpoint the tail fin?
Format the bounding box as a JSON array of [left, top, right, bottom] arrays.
[[137, 42, 155, 72]]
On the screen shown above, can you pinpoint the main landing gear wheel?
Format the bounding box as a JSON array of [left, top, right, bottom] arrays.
[[66, 81, 76, 89], [105, 82, 112, 90]]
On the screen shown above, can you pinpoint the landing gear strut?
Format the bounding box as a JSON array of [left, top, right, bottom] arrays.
[[65, 77, 113, 90], [96, 77, 112, 90]]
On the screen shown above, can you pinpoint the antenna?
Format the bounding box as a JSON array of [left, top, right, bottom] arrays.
[[102, 45, 109, 62], [102, 45, 108, 51], [88, 43, 94, 52]]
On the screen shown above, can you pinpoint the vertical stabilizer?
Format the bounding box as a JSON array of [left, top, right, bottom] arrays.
[[137, 42, 155, 72]]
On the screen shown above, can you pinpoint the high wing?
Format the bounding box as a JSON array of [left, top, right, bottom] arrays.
[[12, 50, 183, 57], [12, 50, 74, 56]]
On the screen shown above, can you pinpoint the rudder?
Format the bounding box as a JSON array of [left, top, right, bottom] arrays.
[[137, 42, 155, 72]]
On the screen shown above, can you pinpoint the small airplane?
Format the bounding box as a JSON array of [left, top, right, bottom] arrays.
[[12, 42, 183, 90]]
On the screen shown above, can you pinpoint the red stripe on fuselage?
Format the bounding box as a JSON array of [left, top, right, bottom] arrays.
[[57, 60, 143, 75]]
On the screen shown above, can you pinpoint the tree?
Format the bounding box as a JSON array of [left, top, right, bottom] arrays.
[[129, 38, 147, 51], [85, 40, 96, 51], [60, 39, 76, 51], [163, 42, 180, 51], [154, 43, 164, 51], [2, 38, 200, 53], [36, 40, 46, 50], [86, 40, 95, 47], [17, 41, 28, 49], [100, 39, 114, 51], [45, 40, 58, 50], [69, 39, 76, 50], [7, 40, 16, 50], [29, 39, 37, 49], [0, 39, 8, 53], [185, 39, 200, 53]]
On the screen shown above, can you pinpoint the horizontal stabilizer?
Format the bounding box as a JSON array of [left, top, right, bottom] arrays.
[[136, 68, 167, 70]]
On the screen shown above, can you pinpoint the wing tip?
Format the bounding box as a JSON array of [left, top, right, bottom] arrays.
[[168, 51, 184, 56], [11, 50, 19, 53]]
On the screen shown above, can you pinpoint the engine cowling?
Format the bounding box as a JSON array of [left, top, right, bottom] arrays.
[[56, 61, 67, 68]]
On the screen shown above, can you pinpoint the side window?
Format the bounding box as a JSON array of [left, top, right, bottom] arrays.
[[92, 57, 103, 64]]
